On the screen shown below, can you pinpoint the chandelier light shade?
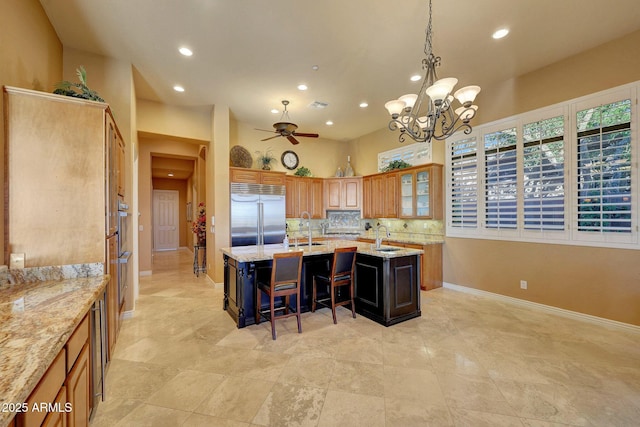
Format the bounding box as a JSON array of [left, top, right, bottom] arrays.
[[385, 0, 480, 144]]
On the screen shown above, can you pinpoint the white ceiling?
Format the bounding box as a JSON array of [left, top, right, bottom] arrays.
[[40, 0, 640, 142]]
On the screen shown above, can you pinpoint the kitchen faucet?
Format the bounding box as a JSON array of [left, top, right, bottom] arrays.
[[375, 225, 390, 249], [300, 211, 312, 247]]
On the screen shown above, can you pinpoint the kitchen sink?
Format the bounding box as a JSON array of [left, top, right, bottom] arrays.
[[375, 247, 401, 252]]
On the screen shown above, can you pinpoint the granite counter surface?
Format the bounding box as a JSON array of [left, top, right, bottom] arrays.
[[0, 275, 109, 425], [220, 239, 423, 263]]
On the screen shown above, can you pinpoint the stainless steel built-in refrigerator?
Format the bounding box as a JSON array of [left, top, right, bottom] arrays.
[[231, 182, 286, 246]]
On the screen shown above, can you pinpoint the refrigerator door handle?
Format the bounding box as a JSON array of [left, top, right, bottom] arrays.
[[257, 202, 264, 246]]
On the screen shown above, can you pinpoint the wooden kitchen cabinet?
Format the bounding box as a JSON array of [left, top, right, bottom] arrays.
[[285, 176, 323, 218], [362, 164, 442, 219], [398, 164, 443, 219], [230, 167, 286, 185], [117, 134, 126, 198], [323, 177, 362, 211], [106, 235, 119, 359], [65, 315, 90, 427], [3, 86, 123, 267], [16, 313, 91, 427], [364, 173, 397, 218], [399, 242, 443, 290]]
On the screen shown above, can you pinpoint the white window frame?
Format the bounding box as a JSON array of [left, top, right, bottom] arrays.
[[446, 81, 639, 250]]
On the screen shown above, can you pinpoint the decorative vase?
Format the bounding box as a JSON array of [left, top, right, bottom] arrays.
[[345, 156, 355, 177], [262, 164, 271, 170]]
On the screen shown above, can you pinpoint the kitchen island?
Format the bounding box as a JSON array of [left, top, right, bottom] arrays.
[[221, 240, 423, 327]]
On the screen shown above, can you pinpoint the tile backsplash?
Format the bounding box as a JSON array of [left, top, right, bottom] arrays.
[[286, 214, 443, 243]]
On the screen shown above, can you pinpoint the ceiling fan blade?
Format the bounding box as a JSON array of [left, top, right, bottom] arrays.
[[255, 128, 276, 133], [286, 135, 300, 145], [261, 135, 281, 141], [292, 132, 319, 138]]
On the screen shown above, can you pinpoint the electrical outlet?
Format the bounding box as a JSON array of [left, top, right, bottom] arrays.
[[520, 280, 528, 290], [10, 253, 25, 269]]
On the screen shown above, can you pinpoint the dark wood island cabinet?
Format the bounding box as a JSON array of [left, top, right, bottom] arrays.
[[222, 241, 422, 327]]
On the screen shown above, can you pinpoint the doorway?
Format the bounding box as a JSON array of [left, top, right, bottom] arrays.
[[153, 189, 179, 251]]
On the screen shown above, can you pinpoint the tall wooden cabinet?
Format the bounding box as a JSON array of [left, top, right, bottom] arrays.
[[4, 87, 123, 425], [3, 86, 121, 266]]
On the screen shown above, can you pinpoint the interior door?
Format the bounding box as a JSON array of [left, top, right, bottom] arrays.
[[153, 190, 179, 251]]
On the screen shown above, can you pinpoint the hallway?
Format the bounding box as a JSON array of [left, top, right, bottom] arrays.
[[90, 249, 640, 426]]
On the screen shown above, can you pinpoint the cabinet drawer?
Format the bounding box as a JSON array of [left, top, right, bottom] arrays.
[[19, 349, 66, 427], [66, 314, 89, 373]]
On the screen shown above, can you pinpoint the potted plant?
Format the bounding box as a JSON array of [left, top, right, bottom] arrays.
[[294, 166, 312, 177], [255, 148, 277, 170], [53, 66, 105, 102]]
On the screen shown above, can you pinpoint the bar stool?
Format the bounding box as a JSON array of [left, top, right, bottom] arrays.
[[312, 246, 357, 324], [256, 251, 304, 340]]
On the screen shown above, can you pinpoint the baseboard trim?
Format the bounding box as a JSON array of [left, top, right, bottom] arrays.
[[122, 310, 135, 319], [205, 275, 223, 289], [139, 270, 152, 276], [442, 282, 640, 333]]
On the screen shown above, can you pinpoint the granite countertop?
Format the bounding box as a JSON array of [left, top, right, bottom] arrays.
[[220, 239, 423, 263], [287, 231, 444, 245], [0, 275, 109, 425]]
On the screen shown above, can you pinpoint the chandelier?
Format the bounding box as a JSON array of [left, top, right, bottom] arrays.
[[385, 0, 480, 144]]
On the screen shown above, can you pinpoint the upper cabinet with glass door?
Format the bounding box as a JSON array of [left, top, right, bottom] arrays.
[[398, 164, 443, 219]]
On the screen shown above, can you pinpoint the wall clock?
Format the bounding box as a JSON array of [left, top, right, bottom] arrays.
[[281, 150, 299, 170]]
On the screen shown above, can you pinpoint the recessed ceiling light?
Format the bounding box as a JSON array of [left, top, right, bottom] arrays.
[[178, 47, 193, 56], [173, 85, 185, 92], [297, 84, 308, 91], [410, 75, 422, 82], [312, 65, 319, 71], [492, 28, 509, 39], [359, 102, 368, 108], [326, 120, 334, 126], [270, 109, 279, 114], [168, 173, 174, 177]]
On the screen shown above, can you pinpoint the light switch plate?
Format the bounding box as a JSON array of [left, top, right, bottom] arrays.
[[10, 253, 25, 269]]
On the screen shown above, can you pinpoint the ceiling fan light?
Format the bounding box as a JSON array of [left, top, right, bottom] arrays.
[[454, 85, 481, 106], [385, 99, 406, 117], [398, 94, 418, 110]]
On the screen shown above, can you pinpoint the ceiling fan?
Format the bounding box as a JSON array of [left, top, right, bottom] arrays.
[[257, 100, 319, 145]]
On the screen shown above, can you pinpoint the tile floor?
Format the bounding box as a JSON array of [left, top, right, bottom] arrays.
[[90, 249, 640, 426]]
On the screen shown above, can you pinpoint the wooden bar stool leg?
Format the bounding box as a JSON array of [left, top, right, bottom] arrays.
[[331, 284, 337, 324], [296, 291, 302, 333], [350, 281, 356, 318], [312, 277, 317, 312], [256, 288, 261, 325], [270, 293, 276, 340]]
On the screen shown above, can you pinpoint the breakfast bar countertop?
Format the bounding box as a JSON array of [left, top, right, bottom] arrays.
[[220, 239, 423, 263], [0, 275, 109, 425]]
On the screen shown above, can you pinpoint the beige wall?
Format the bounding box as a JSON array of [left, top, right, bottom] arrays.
[[232, 121, 350, 178], [0, 0, 63, 264], [137, 99, 211, 141], [440, 30, 640, 326]]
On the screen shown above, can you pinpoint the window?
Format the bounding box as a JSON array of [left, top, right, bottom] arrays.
[[576, 99, 632, 234], [484, 127, 517, 229], [446, 82, 637, 249], [523, 116, 565, 231], [449, 137, 478, 228]]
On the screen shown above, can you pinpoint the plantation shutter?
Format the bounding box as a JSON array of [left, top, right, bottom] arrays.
[[485, 127, 518, 229], [449, 137, 478, 228]]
